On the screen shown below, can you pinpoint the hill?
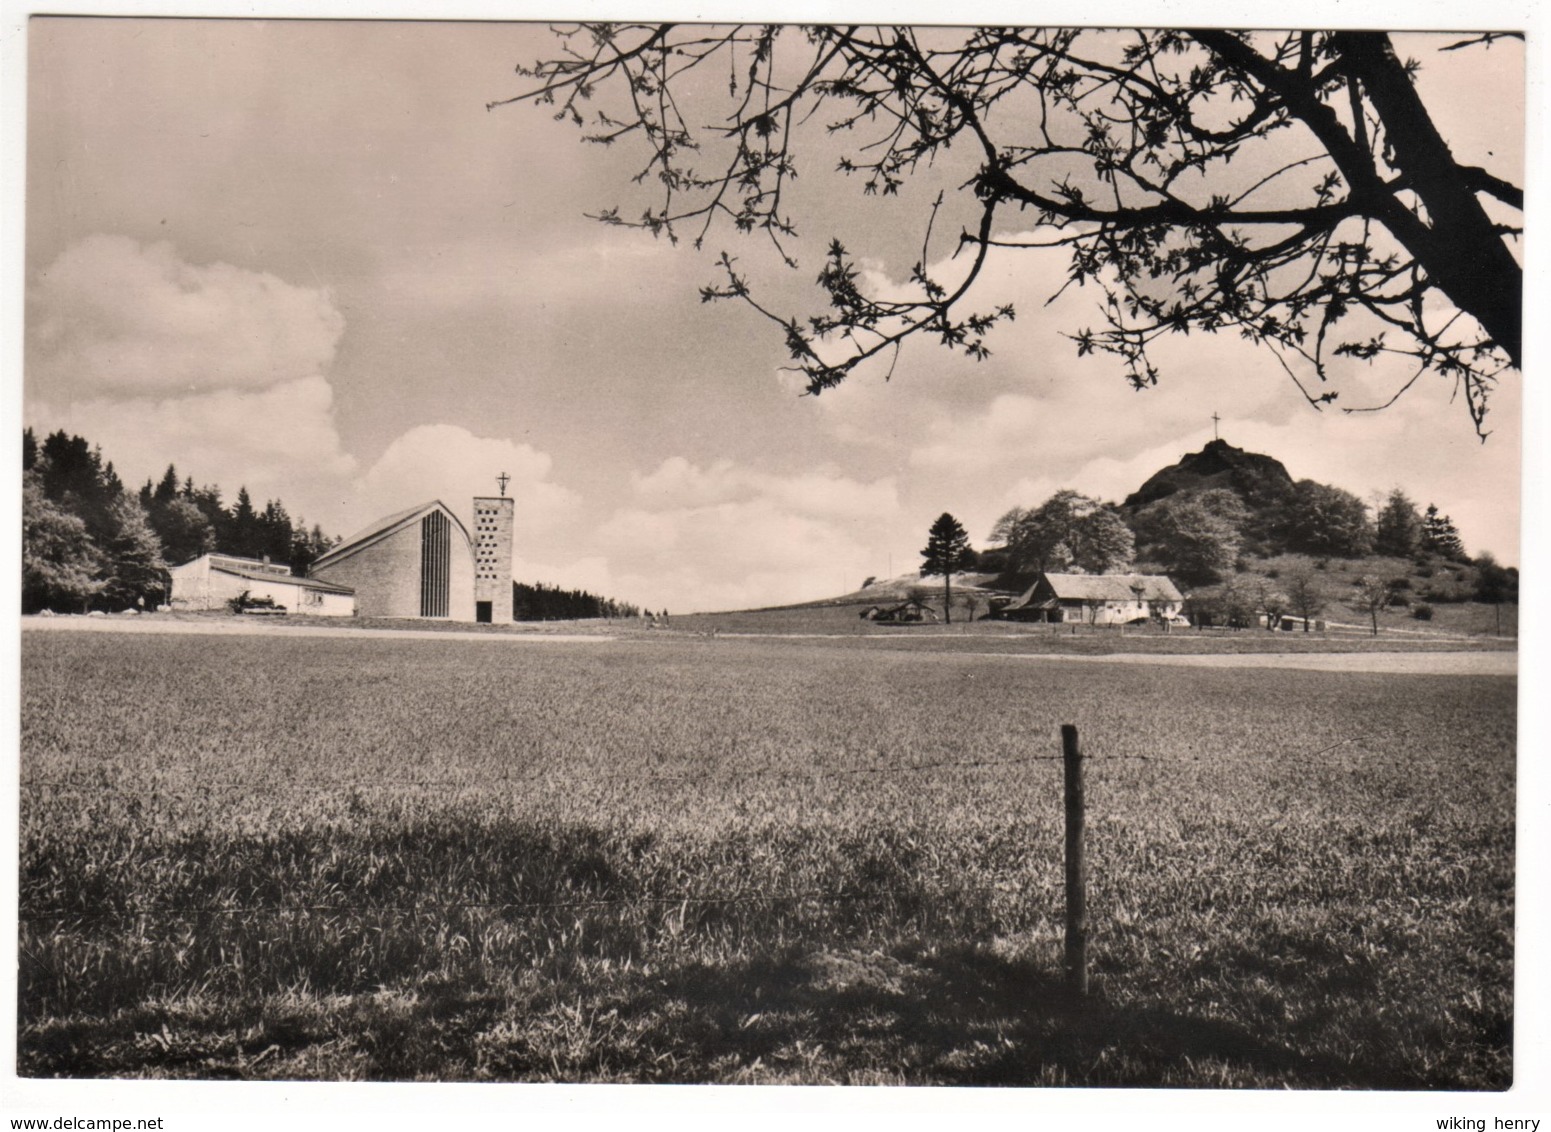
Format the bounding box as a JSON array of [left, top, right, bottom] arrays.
[[1122, 438, 1294, 512]]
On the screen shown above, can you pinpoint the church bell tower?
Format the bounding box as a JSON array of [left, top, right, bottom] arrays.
[[472, 473, 514, 624]]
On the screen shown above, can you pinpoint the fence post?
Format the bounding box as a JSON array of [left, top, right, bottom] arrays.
[[1061, 723, 1088, 997]]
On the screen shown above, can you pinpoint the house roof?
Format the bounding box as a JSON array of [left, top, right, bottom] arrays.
[[212, 563, 356, 594], [169, 552, 291, 574], [309, 500, 471, 574], [1031, 573, 1183, 604]]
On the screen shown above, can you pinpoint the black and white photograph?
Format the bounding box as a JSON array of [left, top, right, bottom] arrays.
[[4, 1, 1544, 1126]]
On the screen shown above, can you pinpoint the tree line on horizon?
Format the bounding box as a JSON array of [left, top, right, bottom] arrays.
[[23, 428, 646, 622], [511, 581, 641, 622], [22, 428, 336, 614], [918, 469, 1515, 627], [979, 481, 1477, 590]]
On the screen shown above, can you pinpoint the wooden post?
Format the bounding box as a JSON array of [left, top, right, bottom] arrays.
[[1062, 724, 1088, 997]]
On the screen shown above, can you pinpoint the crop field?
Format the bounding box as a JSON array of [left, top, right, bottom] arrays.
[[18, 629, 1515, 1087]]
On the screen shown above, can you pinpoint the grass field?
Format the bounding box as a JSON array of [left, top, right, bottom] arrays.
[[18, 629, 1516, 1086]]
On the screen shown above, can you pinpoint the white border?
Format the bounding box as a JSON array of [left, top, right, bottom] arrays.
[[1, 3, 1543, 1129]]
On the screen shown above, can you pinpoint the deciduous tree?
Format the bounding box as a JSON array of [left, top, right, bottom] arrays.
[[1129, 488, 1246, 587], [993, 490, 1133, 575], [504, 27, 1522, 429], [1282, 480, 1374, 557], [22, 472, 103, 613], [151, 497, 217, 567], [1285, 564, 1326, 631], [1349, 574, 1395, 636]]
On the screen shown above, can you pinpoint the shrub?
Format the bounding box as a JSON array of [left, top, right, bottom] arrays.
[[1413, 603, 1435, 621]]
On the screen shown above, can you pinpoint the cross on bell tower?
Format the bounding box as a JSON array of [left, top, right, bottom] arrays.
[[497, 471, 510, 498]]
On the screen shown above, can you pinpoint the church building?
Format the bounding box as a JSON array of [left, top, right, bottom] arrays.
[[309, 491, 515, 623]]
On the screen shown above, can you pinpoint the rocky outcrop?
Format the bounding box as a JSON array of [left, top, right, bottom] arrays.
[[1122, 439, 1295, 513]]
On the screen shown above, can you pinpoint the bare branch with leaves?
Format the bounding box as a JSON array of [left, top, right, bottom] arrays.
[[497, 26, 1521, 432]]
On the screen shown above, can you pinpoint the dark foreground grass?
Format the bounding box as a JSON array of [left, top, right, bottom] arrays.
[[18, 631, 1515, 1086]]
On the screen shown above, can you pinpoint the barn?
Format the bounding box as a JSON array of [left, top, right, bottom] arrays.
[[167, 553, 356, 616], [308, 495, 514, 623], [995, 573, 1184, 625]]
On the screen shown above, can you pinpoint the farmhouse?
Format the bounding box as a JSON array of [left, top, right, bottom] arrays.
[[167, 553, 356, 616], [308, 494, 514, 623], [994, 572, 1184, 625]]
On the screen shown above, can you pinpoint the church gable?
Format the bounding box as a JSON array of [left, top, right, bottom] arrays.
[[309, 499, 482, 621]]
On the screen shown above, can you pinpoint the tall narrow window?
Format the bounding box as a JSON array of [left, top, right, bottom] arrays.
[[420, 510, 450, 617]]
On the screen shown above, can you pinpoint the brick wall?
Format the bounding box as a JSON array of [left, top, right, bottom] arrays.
[[472, 496, 515, 622], [312, 510, 476, 620]]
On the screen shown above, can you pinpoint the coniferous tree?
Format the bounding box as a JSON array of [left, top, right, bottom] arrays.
[[290, 523, 337, 576], [920, 512, 973, 624], [1422, 504, 1468, 560], [257, 499, 294, 564], [227, 487, 260, 558], [152, 465, 180, 509], [100, 496, 167, 608], [1374, 489, 1424, 558]]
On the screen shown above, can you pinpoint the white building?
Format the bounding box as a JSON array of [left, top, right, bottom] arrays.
[[996, 573, 1185, 625], [167, 553, 356, 616]]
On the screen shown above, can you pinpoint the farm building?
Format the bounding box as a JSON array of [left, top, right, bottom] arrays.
[[167, 553, 357, 616], [308, 495, 514, 623], [994, 573, 1184, 625], [859, 597, 941, 623]]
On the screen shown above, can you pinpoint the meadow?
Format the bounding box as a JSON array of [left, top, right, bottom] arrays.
[[18, 628, 1516, 1087]]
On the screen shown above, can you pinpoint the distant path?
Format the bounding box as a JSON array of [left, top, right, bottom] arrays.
[[21, 615, 616, 644], [979, 650, 1516, 676], [21, 617, 1515, 674]]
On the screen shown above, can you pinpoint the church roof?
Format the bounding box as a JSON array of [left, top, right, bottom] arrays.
[[309, 500, 471, 573]]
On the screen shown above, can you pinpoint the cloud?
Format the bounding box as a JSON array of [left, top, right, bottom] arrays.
[[592, 458, 904, 610], [27, 234, 344, 399], [25, 376, 358, 526], [510, 554, 618, 598], [352, 424, 581, 543], [632, 457, 899, 521]]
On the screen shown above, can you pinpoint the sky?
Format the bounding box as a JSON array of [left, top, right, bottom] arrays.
[[17, 18, 1528, 613]]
